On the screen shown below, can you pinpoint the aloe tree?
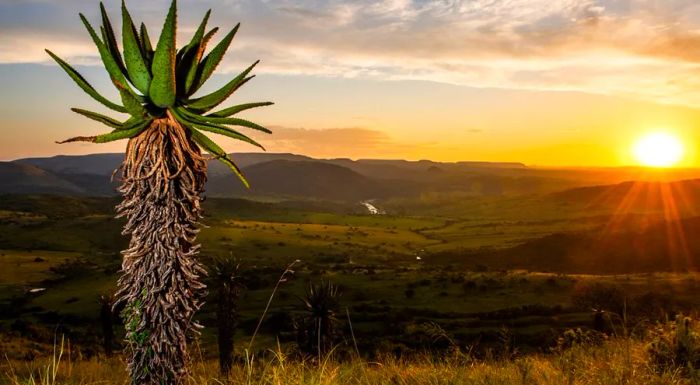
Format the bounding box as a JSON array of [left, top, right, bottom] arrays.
[[46, 1, 272, 383], [296, 281, 342, 358], [209, 256, 245, 376]]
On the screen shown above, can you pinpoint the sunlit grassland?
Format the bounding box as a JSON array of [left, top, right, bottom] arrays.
[[384, 195, 597, 219], [28, 275, 116, 317], [199, 219, 437, 263], [1, 336, 692, 385], [0, 250, 78, 285], [5, 195, 700, 370], [0, 250, 80, 301]]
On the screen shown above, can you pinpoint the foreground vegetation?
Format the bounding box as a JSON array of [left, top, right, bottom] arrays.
[[4, 322, 700, 385]]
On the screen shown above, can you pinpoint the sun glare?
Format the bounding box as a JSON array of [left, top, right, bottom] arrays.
[[633, 132, 684, 168]]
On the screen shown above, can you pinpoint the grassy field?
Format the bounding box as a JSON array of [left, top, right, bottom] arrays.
[[1, 194, 700, 367], [2, 330, 698, 385], [0, 250, 78, 285]]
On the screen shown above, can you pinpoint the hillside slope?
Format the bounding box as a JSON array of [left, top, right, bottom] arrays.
[[0, 162, 84, 195]]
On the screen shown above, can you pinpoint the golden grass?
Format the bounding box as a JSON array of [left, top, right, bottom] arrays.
[[1, 336, 694, 385]]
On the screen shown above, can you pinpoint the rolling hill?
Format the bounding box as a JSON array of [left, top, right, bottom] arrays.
[[488, 215, 700, 274], [7, 153, 700, 202], [207, 160, 422, 201], [4, 153, 548, 200], [551, 179, 700, 215], [0, 162, 84, 195]]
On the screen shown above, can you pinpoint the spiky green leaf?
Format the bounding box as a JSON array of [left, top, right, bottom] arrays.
[[185, 27, 219, 95], [139, 22, 154, 63], [114, 80, 147, 117], [183, 107, 271, 133], [71, 108, 144, 130], [203, 116, 271, 134], [176, 10, 211, 94], [190, 23, 240, 94], [189, 128, 249, 188], [71, 108, 122, 128], [121, 1, 151, 94], [174, 107, 264, 149], [57, 119, 151, 144], [45, 50, 126, 113], [208, 102, 274, 118], [187, 61, 258, 111], [149, 0, 177, 107], [178, 27, 218, 96], [99, 3, 128, 79], [80, 14, 133, 95], [184, 10, 211, 54], [180, 105, 270, 131], [175, 10, 210, 61]]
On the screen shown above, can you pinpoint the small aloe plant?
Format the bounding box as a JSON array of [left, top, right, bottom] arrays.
[[46, 1, 272, 384], [296, 281, 342, 358], [209, 256, 245, 376]]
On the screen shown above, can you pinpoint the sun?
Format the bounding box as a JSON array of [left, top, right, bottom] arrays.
[[633, 132, 684, 168]]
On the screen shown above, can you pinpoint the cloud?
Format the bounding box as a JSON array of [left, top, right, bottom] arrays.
[[259, 127, 389, 158], [4, 0, 700, 106], [256, 126, 454, 159]]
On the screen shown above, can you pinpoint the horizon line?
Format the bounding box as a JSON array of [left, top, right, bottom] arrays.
[[5, 151, 700, 171]]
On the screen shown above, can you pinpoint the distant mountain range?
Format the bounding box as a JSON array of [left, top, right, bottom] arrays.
[[4, 152, 700, 201], [0, 153, 530, 200]]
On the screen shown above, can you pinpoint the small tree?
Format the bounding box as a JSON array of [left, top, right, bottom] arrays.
[[209, 257, 245, 376], [295, 281, 342, 358]]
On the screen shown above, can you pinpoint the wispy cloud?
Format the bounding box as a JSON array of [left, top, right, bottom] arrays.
[[258, 126, 444, 158], [3, 0, 700, 105]]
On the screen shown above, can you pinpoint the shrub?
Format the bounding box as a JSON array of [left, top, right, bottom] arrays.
[[404, 288, 415, 299], [403, 321, 455, 350], [571, 282, 625, 315], [648, 315, 700, 374], [462, 280, 477, 293], [553, 328, 605, 351]]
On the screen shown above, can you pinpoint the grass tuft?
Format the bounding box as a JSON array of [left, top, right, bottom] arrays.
[[4, 327, 700, 385]]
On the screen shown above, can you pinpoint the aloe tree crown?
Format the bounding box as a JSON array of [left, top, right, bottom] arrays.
[[46, 0, 273, 187]]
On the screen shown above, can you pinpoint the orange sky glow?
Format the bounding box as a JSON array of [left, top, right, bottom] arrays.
[[2, 0, 700, 167]]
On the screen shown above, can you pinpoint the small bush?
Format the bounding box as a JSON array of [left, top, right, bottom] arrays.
[[571, 282, 625, 315], [404, 288, 415, 299], [553, 328, 605, 351], [462, 280, 477, 293], [648, 315, 700, 374]]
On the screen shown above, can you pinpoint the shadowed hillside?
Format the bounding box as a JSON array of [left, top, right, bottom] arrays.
[[0, 162, 83, 195], [207, 160, 421, 201], [552, 179, 700, 215], [477, 216, 700, 274]]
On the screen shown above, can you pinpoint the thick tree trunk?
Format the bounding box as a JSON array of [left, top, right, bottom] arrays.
[[114, 113, 207, 385]]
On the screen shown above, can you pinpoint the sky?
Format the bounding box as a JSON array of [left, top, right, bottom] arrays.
[[2, 0, 700, 167]]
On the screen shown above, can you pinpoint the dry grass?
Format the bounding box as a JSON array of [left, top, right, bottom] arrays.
[[1, 335, 696, 385]]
